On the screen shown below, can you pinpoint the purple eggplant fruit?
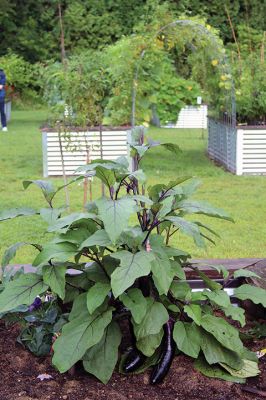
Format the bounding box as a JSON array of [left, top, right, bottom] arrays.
[[123, 320, 146, 373], [150, 319, 176, 384], [123, 348, 147, 373]]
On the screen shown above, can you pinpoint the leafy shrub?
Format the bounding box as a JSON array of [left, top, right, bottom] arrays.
[[0, 52, 41, 104], [0, 128, 265, 384], [39, 51, 111, 127]]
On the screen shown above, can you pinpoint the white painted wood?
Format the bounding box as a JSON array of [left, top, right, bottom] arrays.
[[42, 129, 130, 177], [236, 129, 243, 175], [175, 105, 208, 129], [208, 122, 266, 175]]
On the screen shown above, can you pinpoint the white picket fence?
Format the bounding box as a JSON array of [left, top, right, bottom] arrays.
[[208, 119, 266, 175], [42, 128, 131, 177]]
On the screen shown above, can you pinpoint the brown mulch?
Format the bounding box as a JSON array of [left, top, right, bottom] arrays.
[[0, 321, 265, 400]]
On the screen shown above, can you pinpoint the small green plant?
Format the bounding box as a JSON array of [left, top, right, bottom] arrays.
[[0, 128, 265, 384]]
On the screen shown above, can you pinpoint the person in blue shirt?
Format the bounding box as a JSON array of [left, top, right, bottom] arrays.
[[0, 68, 7, 132]]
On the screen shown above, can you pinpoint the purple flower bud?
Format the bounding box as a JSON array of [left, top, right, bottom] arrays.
[[28, 297, 42, 312]]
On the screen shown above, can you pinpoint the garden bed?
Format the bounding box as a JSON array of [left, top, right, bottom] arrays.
[[1, 258, 266, 400], [208, 119, 266, 175], [41, 126, 131, 177], [0, 320, 265, 400]]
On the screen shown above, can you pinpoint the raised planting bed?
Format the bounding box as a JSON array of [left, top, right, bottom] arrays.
[[208, 119, 266, 175], [0, 319, 264, 400], [41, 126, 131, 177]]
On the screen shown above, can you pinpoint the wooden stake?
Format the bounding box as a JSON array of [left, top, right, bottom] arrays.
[[225, 6, 241, 64]]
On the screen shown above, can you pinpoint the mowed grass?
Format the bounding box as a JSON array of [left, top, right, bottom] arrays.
[[0, 109, 265, 265]]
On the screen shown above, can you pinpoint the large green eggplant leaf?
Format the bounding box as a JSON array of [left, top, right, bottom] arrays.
[[115, 156, 129, 168], [170, 260, 186, 280], [83, 321, 122, 384], [32, 242, 79, 266], [128, 169, 146, 184], [2, 242, 28, 267], [234, 284, 266, 307], [148, 183, 168, 202], [151, 247, 173, 295], [0, 273, 48, 313], [128, 195, 153, 206], [173, 321, 201, 358], [148, 177, 191, 202], [53, 227, 92, 246], [184, 304, 202, 325], [66, 272, 93, 292], [23, 180, 55, 204], [85, 262, 110, 284], [52, 306, 113, 373], [200, 263, 229, 279], [0, 207, 37, 221], [110, 250, 154, 298], [203, 289, 231, 308], [47, 212, 97, 233], [69, 293, 88, 321], [178, 200, 233, 222], [178, 178, 201, 197], [86, 282, 111, 314], [196, 268, 222, 291], [221, 305, 246, 327], [163, 177, 192, 195], [136, 329, 164, 357], [233, 269, 261, 279], [95, 166, 116, 189], [120, 288, 147, 324], [118, 227, 146, 250], [194, 357, 245, 383], [165, 216, 205, 248], [220, 359, 259, 378], [194, 221, 220, 239], [40, 207, 65, 225], [200, 314, 243, 353], [133, 297, 168, 340], [156, 196, 174, 220], [43, 264, 67, 300], [161, 143, 181, 155], [75, 159, 123, 173], [96, 198, 137, 243], [170, 281, 191, 300], [130, 144, 149, 158], [79, 229, 112, 249], [200, 329, 243, 370]]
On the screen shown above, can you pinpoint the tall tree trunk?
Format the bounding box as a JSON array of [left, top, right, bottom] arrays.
[[58, 2, 66, 64]]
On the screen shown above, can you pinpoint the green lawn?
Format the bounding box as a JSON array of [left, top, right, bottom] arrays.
[[0, 109, 266, 265]]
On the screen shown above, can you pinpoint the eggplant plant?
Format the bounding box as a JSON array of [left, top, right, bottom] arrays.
[[0, 128, 265, 384]]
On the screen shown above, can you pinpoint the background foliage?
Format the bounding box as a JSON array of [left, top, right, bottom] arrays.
[[0, 1, 265, 121], [0, 0, 265, 62]]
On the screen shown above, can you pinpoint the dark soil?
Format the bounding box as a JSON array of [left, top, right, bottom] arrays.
[[0, 321, 265, 400]]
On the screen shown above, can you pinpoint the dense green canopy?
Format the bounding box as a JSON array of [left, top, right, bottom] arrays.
[[0, 0, 265, 62]]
